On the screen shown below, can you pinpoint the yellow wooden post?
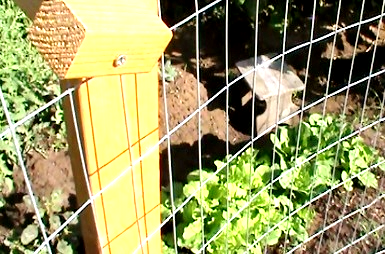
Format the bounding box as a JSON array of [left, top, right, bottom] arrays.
[[13, 0, 172, 253]]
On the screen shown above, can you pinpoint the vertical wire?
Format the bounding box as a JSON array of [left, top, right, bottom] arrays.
[[358, 6, 385, 127], [334, 224, 385, 254], [372, 79, 385, 254], [157, 0, 178, 252], [245, 0, 260, 252], [67, 81, 96, 220], [194, 0, 205, 252], [374, 150, 385, 253], [309, 0, 342, 250], [373, 178, 385, 253], [224, 0, 230, 252], [161, 47, 179, 254], [372, 78, 385, 151], [281, 0, 318, 252], [264, 0, 290, 253], [0, 87, 53, 254], [316, 1, 367, 252], [66, 81, 102, 250], [282, 188, 385, 254], [347, 1, 385, 248]]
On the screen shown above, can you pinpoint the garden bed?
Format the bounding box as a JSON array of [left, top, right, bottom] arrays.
[[1, 0, 385, 253]]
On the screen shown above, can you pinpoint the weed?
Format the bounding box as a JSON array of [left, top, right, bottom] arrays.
[[160, 59, 180, 82], [4, 190, 80, 254], [161, 113, 385, 253], [0, 0, 66, 206]]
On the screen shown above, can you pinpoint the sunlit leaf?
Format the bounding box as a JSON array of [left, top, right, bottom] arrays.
[[21, 224, 39, 245]]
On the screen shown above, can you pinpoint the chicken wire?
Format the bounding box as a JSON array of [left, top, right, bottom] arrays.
[[0, 0, 385, 253]]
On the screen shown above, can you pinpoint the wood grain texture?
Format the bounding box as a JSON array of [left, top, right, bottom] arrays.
[[62, 66, 161, 254], [236, 54, 305, 100], [60, 80, 101, 254], [17, 0, 165, 252], [13, 0, 172, 79]]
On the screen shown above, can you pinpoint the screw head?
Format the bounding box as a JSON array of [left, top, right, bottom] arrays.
[[113, 55, 127, 67]]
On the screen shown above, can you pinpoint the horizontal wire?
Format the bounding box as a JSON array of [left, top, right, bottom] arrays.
[[334, 224, 385, 254], [135, 115, 385, 253], [5, 5, 383, 253], [0, 85, 74, 140], [169, 0, 223, 31], [3, 11, 385, 146], [0, 91, 53, 253], [36, 83, 385, 253], [247, 163, 385, 254], [34, 199, 92, 254], [227, 162, 385, 254], [287, 192, 385, 254]]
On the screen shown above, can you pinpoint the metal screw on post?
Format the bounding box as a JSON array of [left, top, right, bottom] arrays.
[[113, 54, 127, 67]]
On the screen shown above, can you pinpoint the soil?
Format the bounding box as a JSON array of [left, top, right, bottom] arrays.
[[2, 2, 385, 253]]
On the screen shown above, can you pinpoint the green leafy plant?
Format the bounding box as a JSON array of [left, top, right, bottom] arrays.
[[159, 59, 180, 82], [4, 190, 80, 254], [0, 0, 66, 206], [272, 113, 384, 194], [161, 113, 385, 253], [162, 150, 314, 253]]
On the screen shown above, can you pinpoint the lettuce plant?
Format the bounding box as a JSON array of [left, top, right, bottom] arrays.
[[162, 113, 385, 253]]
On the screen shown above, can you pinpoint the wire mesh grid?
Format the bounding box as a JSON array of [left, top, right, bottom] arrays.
[[1, 0, 385, 253]]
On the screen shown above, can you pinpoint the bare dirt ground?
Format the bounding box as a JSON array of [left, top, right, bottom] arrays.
[[2, 2, 385, 253], [158, 3, 385, 253]]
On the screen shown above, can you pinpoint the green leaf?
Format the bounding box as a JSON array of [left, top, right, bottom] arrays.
[[299, 122, 313, 148], [252, 190, 271, 207], [180, 219, 203, 253], [160, 113, 385, 254], [57, 240, 73, 254], [276, 195, 294, 211], [252, 165, 270, 187], [313, 160, 332, 187], [49, 189, 64, 213], [358, 171, 377, 188], [297, 208, 314, 223], [0, 157, 13, 176], [264, 228, 282, 245], [279, 167, 299, 190], [308, 113, 323, 126], [62, 211, 79, 225], [378, 162, 385, 172], [22, 195, 35, 212], [228, 182, 247, 198], [3, 176, 14, 194], [21, 224, 39, 245], [183, 181, 208, 202], [249, 243, 263, 254], [279, 127, 289, 147], [270, 133, 282, 150], [341, 171, 353, 192], [49, 214, 61, 231], [350, 150, 368, 170], [162, 240, 176, 254], [289, 218, 308, 242], [187, 169, 218, 183], [0, 197, 5, 208]]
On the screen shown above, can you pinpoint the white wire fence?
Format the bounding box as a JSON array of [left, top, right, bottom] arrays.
[[1, 0, 385, 253]]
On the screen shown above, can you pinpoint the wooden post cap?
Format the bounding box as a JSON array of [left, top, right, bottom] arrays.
[[14, 0, 172, 79]]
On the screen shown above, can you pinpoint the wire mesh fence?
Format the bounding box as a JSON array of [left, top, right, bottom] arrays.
[[1, 0, 385, 253]]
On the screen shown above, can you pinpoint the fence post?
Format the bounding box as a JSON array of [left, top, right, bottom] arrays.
[[12, 0, 172, 253]]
